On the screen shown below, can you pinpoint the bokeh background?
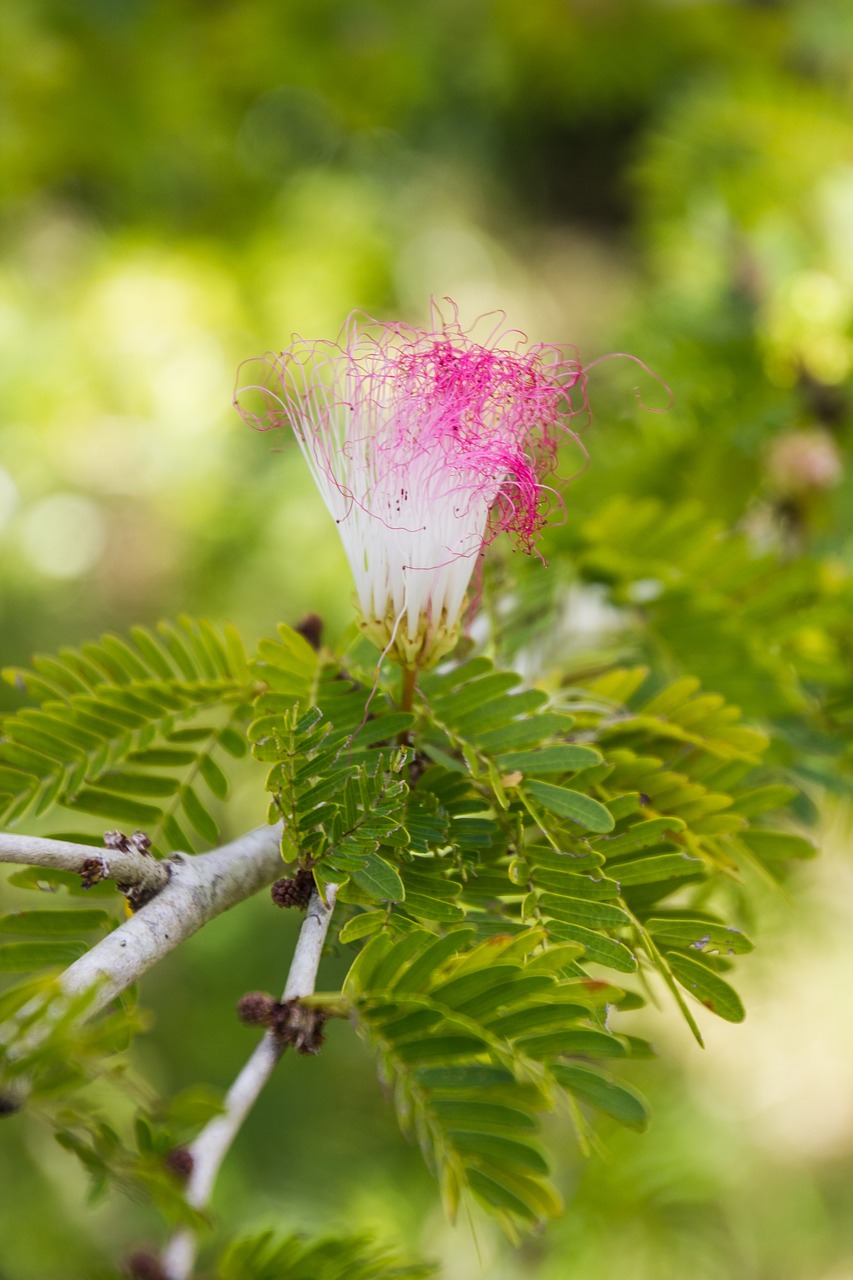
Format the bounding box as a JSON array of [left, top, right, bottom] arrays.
[[2, 1, 853, 1276]]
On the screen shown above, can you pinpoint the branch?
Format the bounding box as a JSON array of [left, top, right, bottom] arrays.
[[0, 831, 170, 894], [59, 824, 285, 1012], [1, 825, 286, 1094], [160, 884, 338, 1280]]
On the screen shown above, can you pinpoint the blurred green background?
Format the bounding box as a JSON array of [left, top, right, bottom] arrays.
[[1, 1, 853, 1276]]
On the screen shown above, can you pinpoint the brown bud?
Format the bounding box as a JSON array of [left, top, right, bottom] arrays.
[[270, 998, 327, 1054], [295, 613, 324, 651], [271, 867, 315, 910], [126, 1251, 166, 1280], [164, 1146, 194, 1180], [79, 857, 108, 890], [236, 992, 276, 1026]]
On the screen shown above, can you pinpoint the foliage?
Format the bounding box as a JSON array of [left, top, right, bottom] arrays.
[[0, 617, 253, 849], [0, 604, 822, 1265], [218, 1231, 436, 1280], [345, 926, 648, 1236], [1, 0, 852, 1275]]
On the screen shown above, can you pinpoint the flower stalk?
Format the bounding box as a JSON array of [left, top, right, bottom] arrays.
[[400, 664, 418, 714]]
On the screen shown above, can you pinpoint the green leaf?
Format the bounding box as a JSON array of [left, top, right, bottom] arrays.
[[449, 1130, 551, 1175], [551, 1063, 650, 1130], [218, 726, 248, 758], [539, 1028, 627, 1059], [254, 625, 319, 699], [486, 1004, 589, 1040], [476, 712, 576, 754], [126, 748, 197, 768], [403, 894, 466, 923], [431, 672, 522, 719], [5, 864, 116, 897], [163, 1084, 226, 1131], [69, 789, 163, 827], [219, 1230, 437, 1280], [602, 816, 687, 856], [181, 786, 219, 843], [94, 770, 181, 797], [388, 931, 477, 995], [0, 910, 113, 936], [495, 746, 602, 774], [524, 781, 614, 833], [199, 753, 229, 800], [538, 894, 631, 929], [414, 1065, 514, 1089], [0, 940, 88, 971], [528, 869, 620, 899], [646, 916, 754, 955], [430, 965, 522, 1013], [610, 852, 703, 886], [739, 829, 817, 860], [466, 1165, 563, 1222], [735, 784, 799, 817], [393, 1034, 487, 1064], [546, 921, 637, 973], [429, 1099, 538, 1133], [666, 951, 746, 1022], [340, 911, 388, 944], [350, 854, 405, 903]]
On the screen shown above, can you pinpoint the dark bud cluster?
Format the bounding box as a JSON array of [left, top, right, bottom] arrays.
[[79, 857, 108, 890], [104, 829, 153, 856], [164, 1146, 194, 1181], [99, 829, 162, 910], [236, 992, 327, 1055], [125, 1251, 166, 1280], [271, 866, 315, 910], [272, 998, 328, 1054], [295, 612, 324, 651], [0, 1092, 22, 1117], [237, 991, 277, 1026]]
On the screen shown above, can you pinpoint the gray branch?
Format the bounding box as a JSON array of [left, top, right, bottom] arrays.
[[59, 824, 285, 1012], [161, 884, 338, 1280], [1, 824, 286, 1088], [0, 832, 170, 894]]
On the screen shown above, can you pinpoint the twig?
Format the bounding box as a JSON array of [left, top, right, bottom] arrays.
[[0, 832, 170, 895], [160, 884, 338, 1280]]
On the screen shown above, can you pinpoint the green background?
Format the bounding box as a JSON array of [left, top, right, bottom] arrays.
[[1, 1, 852, 1276]]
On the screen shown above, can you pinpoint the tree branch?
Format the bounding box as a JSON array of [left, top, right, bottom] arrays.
[[59, 824, 285, 1012], [160, 884, 338, 1280], [0, 831, 170, 894], [1, 825, 286, 1097]]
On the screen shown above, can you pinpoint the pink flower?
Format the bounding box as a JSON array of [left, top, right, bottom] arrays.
[[235, 302, 586, 668]]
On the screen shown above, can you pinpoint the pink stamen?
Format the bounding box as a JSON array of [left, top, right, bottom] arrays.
[[234, 303, 589, 658]]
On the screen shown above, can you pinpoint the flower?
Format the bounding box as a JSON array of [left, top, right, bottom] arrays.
[[766, 428, 843, 497], [235, 303, 586, 668]]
